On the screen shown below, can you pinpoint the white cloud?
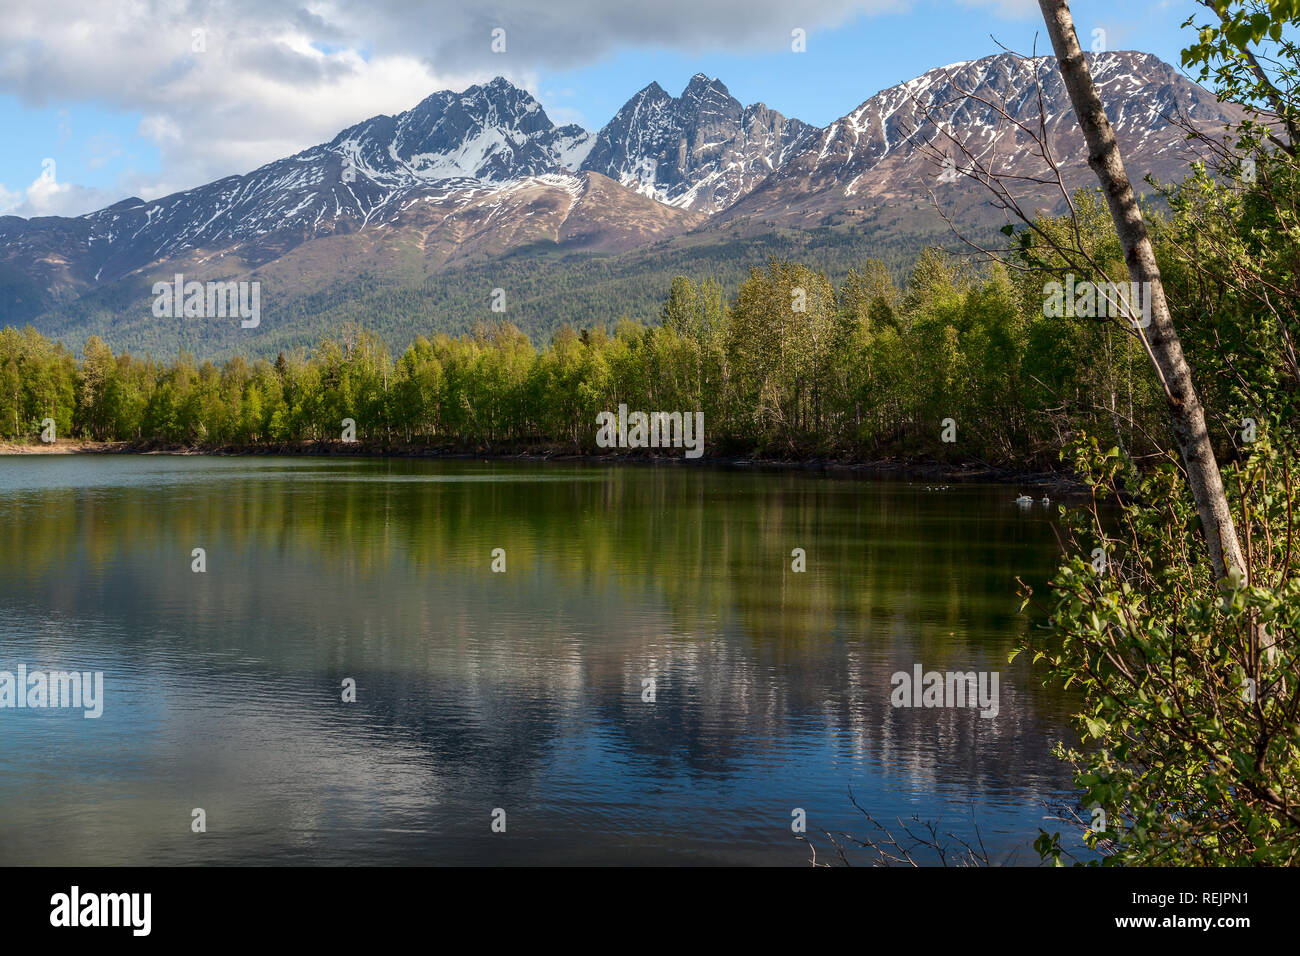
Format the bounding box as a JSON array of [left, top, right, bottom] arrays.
[[0, 182, 21, 215], [0, 169, 120, 218]]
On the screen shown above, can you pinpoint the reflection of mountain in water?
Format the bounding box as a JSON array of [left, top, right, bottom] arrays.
[[0, 459, 1080, 863]]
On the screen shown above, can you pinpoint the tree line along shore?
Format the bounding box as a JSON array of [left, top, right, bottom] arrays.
[[4, 193, 1252, 476]]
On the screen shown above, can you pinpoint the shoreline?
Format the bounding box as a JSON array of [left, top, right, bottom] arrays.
[[0, 438, 1081, 490]]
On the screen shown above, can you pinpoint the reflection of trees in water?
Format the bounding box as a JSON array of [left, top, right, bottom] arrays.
[[0, 464, 1061, 634]]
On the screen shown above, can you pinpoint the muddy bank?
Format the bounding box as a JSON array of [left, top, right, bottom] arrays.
[[0, 439, 132, 455]]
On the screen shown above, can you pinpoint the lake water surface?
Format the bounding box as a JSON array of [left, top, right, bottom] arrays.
[[0, 456, 1081, 865]]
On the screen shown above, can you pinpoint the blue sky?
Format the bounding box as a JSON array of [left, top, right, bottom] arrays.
[[540, 0, 1201, 129], [0, 0, 1208, 218]]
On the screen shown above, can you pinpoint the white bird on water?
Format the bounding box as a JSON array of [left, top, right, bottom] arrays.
[[1015, 494, 1033, 506], [1041, 496, 1052, 506]]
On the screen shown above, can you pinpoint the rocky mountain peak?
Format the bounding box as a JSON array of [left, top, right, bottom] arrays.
[[580, 74, 815, 211]]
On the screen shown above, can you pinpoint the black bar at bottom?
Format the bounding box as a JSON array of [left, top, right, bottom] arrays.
[[4, 865, 1283, 942]]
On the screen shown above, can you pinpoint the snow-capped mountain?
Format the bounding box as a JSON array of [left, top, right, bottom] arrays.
[[579, 74, 817, 212], [714, 50, 1244, 227], [0, 77, 603, 290], [332, 76, 593, 185], [0, 53, 1248, 336]]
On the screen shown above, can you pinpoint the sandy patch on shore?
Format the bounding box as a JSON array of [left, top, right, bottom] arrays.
[[0, 440, 127, 454]]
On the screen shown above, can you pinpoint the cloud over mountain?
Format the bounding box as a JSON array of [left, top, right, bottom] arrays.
[[0, 0, 906, 214]]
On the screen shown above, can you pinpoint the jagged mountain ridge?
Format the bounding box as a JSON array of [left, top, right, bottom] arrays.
[[0, 77, 604, 295], [0, 51, 1246, 340], [714, 50, 1245, 227], [580, 73, 817, 212]]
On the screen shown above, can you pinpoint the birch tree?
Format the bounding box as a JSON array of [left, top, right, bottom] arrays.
[[1037, 0, 1248, 584]]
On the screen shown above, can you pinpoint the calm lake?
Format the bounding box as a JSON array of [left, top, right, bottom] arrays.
[[0, 455, 1082, 865]]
